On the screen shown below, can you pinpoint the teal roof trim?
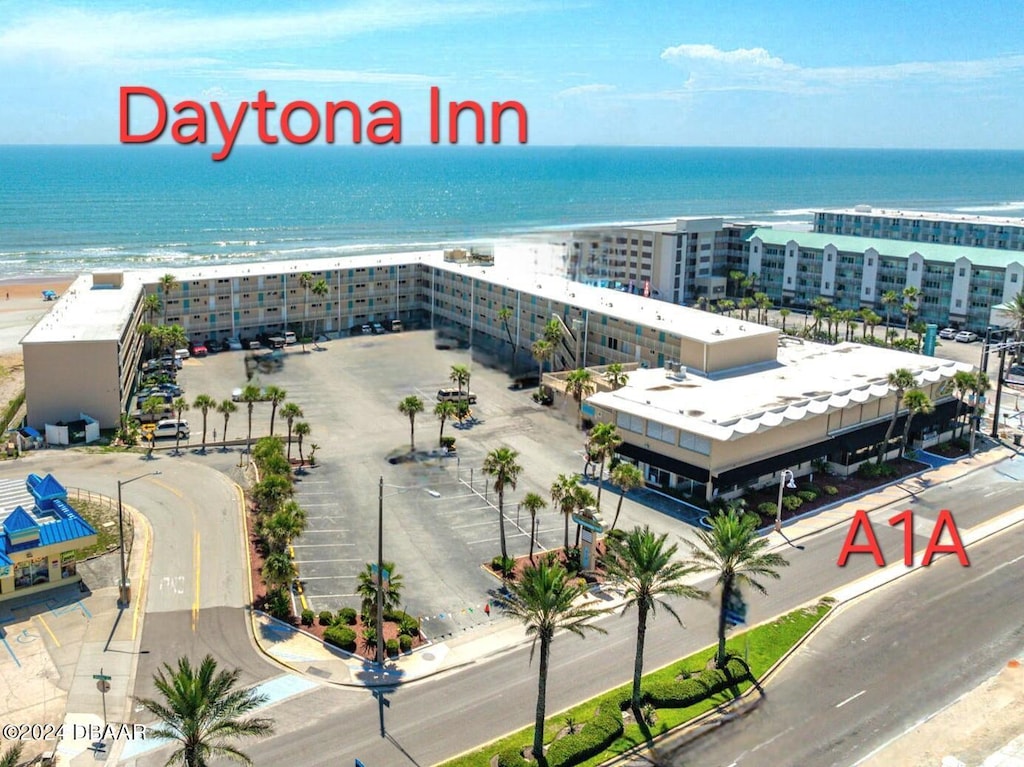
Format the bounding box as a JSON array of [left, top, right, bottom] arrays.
[[748, 228, 1024, 270]]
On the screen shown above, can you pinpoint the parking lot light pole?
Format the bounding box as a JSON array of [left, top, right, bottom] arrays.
[[117, 470, 161, 607], [775, 469, 796, 534]]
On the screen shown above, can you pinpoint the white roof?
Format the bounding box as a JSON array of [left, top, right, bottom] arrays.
[[817, 206, 1024, 228], [588, 339, 972, 442], [20, 273, 146, 345]]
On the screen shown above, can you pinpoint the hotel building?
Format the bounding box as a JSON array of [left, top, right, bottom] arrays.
[[813, 206, 1024, 250], [21, 245, 969, 501]]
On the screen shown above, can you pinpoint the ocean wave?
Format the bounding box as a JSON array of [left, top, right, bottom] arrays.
[[770, 208, 818, 217], [951, 201, 1024, 214]]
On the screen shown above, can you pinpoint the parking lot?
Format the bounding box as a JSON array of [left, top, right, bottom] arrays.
[[174, 330, 693, 638]]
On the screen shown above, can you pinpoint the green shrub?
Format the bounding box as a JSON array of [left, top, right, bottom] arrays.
[[399, 615, 420, 637], [491, 555, 516, 577], [440, 435, 456, 449], [859, 461, 900, 480], [642, 658, 749, 708], [796, 489, 818, 502], [337, 607, 357, 625], [323, 625, 357, 652], [386, 638, 400, 656], [756, 501, 777, 516], [781, 495, 803, 511], [318, 610, 334, 626], [264, 587, 292, 621], [494, 747, 527, 767], [824, 485, 839, 496], [399, 634, 412, 652], [300, 609, 314, 626], [545, 705, 624, 767], [604, 527, 628, 543]]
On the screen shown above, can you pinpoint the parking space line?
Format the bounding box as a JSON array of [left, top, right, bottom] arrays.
[[297, 575, 356, 581], [0, 634, 19, 667], [451, 519, 499, 530], [33, 614, 60, 648]]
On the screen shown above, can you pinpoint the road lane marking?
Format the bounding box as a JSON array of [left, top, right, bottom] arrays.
[[152, 478, 184, 498], [33, 614, 60, 648], [836, 689, 866, 708], [192, 528, 200, 632]]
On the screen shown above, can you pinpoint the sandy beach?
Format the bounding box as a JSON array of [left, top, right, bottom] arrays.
[[0, 276, 75, 414]]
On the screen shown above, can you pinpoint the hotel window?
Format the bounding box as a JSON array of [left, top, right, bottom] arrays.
[[955, 299, 962, 308], [678, 431, 711, 455], [911, 263, 918, 272], [616, 412, 644, 433], [1012, 273, 1019, 283], [826, 253, 832, 262], [868, 258, 874, 266], [959, 268, 966, 277]]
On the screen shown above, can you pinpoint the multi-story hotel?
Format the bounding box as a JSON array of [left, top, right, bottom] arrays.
[[747, 228, 1024, 330], [21, 245, 970, 502], [566, 218, 756, 304], [813, 206, 1024, 250]]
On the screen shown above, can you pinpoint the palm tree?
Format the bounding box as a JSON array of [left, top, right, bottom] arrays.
[[172, 397, 189, 454], [482, 446, 522, 562], [356, 560, 404, 618], [520, 492, 547, 563], [728, 269, 746, 298], [142, 292, 162, 324], [502, 560, 607, 765], [216, 399, 237, 452], [550, 473, 579, 551], [604, 362, 628, 390], [279, 402, 303, 462], [587, 422, 622, 511], [969, 372, 990, 449], [264, 385, 287, 436], [398, 395, 424, 452], [262, 550, 297, 589], [779, 307, 791, 333], [565, 368, 595, 427], [1006, 290, 1024, 361], [251, 474, 293, 517], [951, 370, 977, 439], [298, 272, 314, 350], [434, 400, 457, 446], [717, 299, 735, 317], [901, 285, 921, 340], [605, 526, 707, 714], [192, 394, 216, 453], [158, 273, 176, 323], [531, 339, 554, 394], [900, 389, 934, 456], [877, 368, 916, 464], [497, 306, 518, 365], [689, 508, 789, 668], [135, 654, 273, 767], [609, 462, 645, 531], [543, 317, 563, 346], [737, 297, 754, 322], [241, 384, 262, 450], [293, 421, 311, 466], [449, 364, 471, 396], [0, 744, 23, 767], [260, 500, 307, 552], [881, 289, 900, 332], [311, 278, 329, 339]]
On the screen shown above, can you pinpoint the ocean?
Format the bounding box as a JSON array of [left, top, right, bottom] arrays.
[[2, 145, 1024, 277]]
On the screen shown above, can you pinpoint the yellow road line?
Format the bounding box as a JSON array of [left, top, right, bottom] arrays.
[[151, 478, 184, 498], [132, 516, 151, 641], [289, 545, 308, 611], [34, 614, 60, 648], [192, 528, 200, 632]]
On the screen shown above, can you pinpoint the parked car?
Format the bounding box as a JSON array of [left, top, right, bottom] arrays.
[[955, 330, 979, 343], [152, 419, 190, 440], [174, 348, 190, 359], [437, 388, 477, 404], [224, 337, 243, 351], [284, 331, 297, 345], [160, 355, 183, 370], [231, 387, 244, 402], [189, 342, 208, 357], [360, 324, 373, 335], [372, 322, 386, 334], [938, 327, 958, 340], [248, 340, 262, 350], [1005, 365, 1024, 386]]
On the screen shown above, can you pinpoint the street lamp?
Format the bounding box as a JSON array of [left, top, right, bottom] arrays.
[[375, 476, 440, 667], [775, 469, 796, 533], [117, 470, 161, 607]]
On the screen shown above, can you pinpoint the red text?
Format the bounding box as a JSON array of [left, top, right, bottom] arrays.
[[837, 509, 969, 567]]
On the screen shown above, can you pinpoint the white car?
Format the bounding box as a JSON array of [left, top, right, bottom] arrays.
[[938, 327, 957, 340], [225, 337, 243, 351], [955, 330, 979, 343]]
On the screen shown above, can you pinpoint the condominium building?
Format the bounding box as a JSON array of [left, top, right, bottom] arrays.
[[747, 228, 1024, 330], [566, 218, 756, 305], [813, 206, 1024, 250]]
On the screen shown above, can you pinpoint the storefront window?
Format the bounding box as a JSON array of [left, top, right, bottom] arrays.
[[61, 551, 77, 579], [14, 557, 49, 589]]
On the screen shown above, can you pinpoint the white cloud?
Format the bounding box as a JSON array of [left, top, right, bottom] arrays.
[[555, 83, 616, 98], [660, 43, 1024, 94], [0, 2, 522, 63]]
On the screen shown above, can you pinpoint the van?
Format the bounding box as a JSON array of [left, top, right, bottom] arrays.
[[389, 320, 403, 332], [437, 388, 477, 404], [153, 419, 189, 440], [174, 348, 190, 360], [284, 331, 297, 345]]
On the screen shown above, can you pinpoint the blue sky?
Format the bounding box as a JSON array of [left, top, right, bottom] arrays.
[[1, 0, 1022, 148]]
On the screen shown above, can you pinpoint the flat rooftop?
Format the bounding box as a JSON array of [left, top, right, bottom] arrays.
[[20, 273, 146, 345], [588, 339, 972, 442], [750, 228, 1024, 269], [816, 206, 1024, 228]]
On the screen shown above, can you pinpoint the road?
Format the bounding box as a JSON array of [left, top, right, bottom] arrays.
[[195, 460, 1024, 767], [664, 521, 1024, 767]]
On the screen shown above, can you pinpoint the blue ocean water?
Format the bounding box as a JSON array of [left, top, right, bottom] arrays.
[[2, 145, 1023, 276]]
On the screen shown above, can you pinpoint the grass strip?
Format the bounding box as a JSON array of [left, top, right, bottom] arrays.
[[439, 599, 832, 767]]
